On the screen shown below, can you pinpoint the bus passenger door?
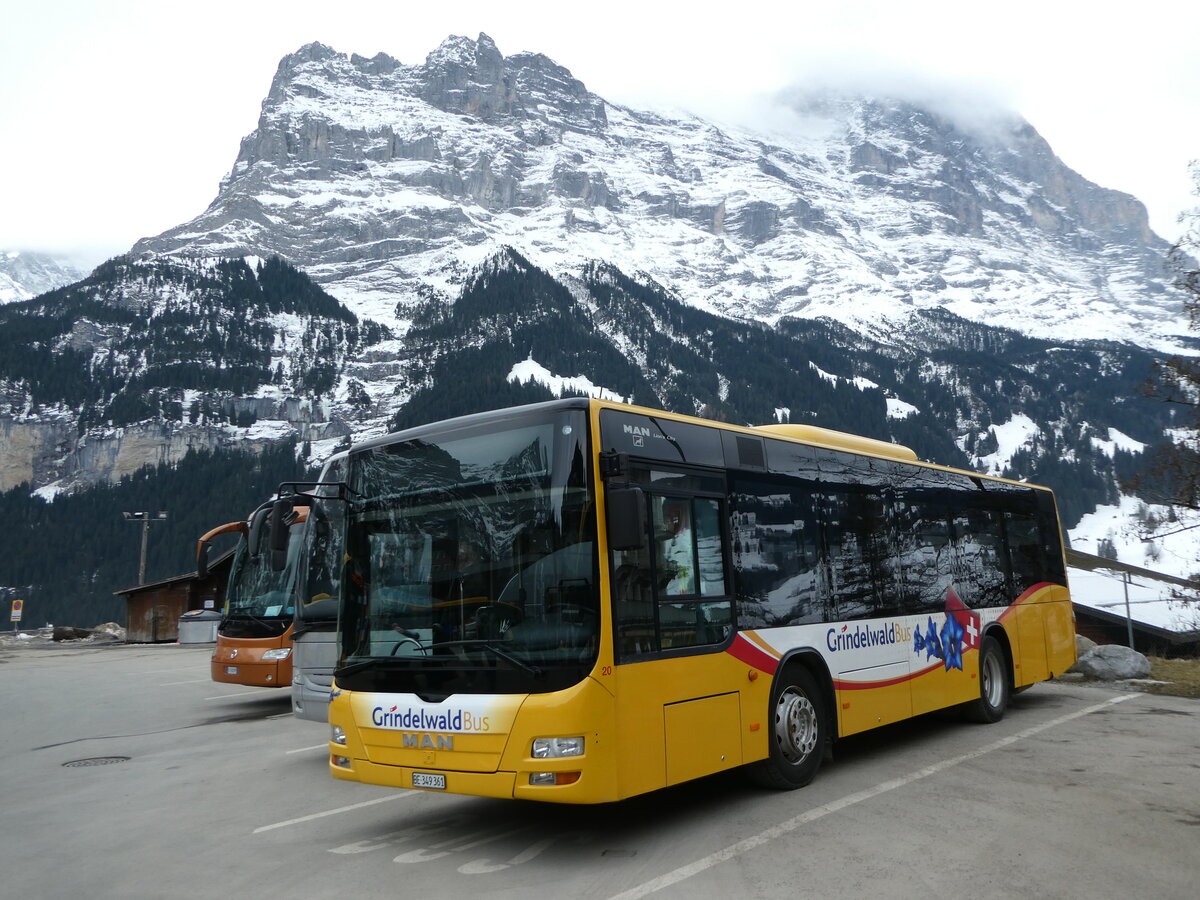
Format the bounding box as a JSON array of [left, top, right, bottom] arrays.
[[609, 471, 739, 793]]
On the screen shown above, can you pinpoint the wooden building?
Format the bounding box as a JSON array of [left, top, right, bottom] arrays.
[[115, 549, 233, 643]]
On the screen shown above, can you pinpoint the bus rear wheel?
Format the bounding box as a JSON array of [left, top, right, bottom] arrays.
[[748, 665, 825, 790], [964, 635, 1010, 724]]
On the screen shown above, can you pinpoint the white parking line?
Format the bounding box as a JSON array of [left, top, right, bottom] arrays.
[[160, 679, 211, 686], [254, 793, 417, 833], [204, 689, 281, 700], [286, 744, 329, 755], [607, 694, 1138, 900]]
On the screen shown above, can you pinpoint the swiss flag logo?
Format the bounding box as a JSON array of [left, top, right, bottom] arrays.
[[946, 587, 981, 651]]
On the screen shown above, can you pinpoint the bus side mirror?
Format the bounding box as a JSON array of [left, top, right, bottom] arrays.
[[269, 498, 295, 572], [196, 540, 210, 579], [606, 486, 647, 551]]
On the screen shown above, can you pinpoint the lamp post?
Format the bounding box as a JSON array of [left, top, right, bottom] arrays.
[[123, 511, 168, 585]]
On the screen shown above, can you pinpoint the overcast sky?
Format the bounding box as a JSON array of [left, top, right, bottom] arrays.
[[2, 0, 1197, 265]]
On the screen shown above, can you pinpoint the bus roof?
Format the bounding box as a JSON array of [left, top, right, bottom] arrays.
[[343, 397, 1052, 496]]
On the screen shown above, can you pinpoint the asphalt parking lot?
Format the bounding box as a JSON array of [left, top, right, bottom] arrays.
[[2, 639, 1197, 899]]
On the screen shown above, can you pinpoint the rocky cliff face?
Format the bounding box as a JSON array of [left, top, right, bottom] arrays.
[[0, 255, 387, 491], [134, 33, 1182, 351]]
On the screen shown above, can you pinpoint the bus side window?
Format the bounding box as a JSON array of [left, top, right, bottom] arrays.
[[823, 488, 898, 619], [730, 477, 825, 627], [1005, 510, 1044, 596], [950, 504, 1010, 608], [894, 497, 950, 614], [693, 498, 726, 596]]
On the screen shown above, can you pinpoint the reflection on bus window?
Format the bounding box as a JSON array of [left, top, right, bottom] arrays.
[[656, 498, 696, 596], [614, 488, 732, 658]]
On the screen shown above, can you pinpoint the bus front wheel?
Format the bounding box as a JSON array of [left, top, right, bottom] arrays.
[[748, 665, 825, 790], [964, 635, 1010, 724]]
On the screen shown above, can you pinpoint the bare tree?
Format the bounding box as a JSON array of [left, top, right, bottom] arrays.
[[1129, 163, 1200, 516]]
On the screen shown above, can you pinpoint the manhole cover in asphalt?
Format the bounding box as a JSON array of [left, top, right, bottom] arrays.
[[62, 756, 130, 767]]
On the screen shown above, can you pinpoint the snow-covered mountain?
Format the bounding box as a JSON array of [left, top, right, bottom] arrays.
[[135, 34, 1184, 350], [0, 250, 88, 304], [2, 33, 1197, 593]]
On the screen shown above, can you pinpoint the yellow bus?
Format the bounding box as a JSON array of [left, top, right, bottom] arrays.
[[316, 398, 1075, 803]]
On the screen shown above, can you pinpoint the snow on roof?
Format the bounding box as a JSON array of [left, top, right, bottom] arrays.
[[1069, 566, 1200, 636]]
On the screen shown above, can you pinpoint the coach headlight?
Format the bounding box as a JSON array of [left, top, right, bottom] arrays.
[[532, 736, 584, 759], [331, 725, 347, 745], [262, 648, 292, 661]]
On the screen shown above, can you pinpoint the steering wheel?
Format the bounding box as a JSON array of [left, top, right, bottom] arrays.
[[389, 635, 425, 656], [472, 603, 524, 638]]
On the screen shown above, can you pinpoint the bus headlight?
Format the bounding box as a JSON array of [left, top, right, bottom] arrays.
[[262, 648, 292, 661], [331, 725, 347, 745], [532, 737, 584, 758]]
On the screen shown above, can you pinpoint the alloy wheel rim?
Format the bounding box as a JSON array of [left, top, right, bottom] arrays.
[[775, 686, 818, 764]]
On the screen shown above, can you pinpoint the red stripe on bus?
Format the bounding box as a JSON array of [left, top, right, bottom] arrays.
[[725, 635, 780, 675], [833, 673, 911, 690], [834, 658, 970, 691]]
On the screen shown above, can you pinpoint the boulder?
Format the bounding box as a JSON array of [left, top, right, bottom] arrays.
[[52, 626, 94, 642], [1075, 633, 1097, 657], [92, 622, 126, 642], [1072, 644, 1152, 680]]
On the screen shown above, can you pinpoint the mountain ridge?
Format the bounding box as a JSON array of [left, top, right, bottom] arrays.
[[134, 32, 1184, 351]]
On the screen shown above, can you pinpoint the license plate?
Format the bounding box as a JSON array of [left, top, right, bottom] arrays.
[[412, 772, 446, 790], [225, 666, 238, 675]]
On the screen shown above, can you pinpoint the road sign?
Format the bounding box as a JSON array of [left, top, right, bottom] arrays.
[[10, 599, 23, 622]]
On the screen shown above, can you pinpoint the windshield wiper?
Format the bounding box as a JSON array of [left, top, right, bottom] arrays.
[[432, 640, 545, 679]]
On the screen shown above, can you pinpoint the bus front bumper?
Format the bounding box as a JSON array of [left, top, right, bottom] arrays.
[[210, 659, 287, 687], [330, 754, 601, 803], [292, 681, 333, 721]]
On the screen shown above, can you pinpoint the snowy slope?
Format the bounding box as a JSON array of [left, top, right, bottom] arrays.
[[1, 250, 88, 304]]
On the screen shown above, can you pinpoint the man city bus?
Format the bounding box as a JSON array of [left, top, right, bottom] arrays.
[[300, 398, 1073, 803]]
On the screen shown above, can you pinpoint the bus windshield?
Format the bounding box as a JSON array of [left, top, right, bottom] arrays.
[[224, 513, 306, 631], [337, 408, 597, 696]]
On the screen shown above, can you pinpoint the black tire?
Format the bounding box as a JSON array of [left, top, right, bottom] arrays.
[[748, 665, 826, 790], [963, 635, 1010, 723]]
